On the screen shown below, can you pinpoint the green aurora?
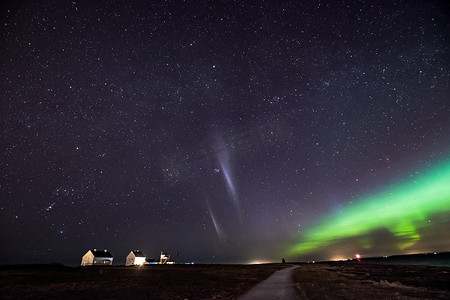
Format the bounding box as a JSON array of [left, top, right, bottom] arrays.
[[288, 161, 450, 258]]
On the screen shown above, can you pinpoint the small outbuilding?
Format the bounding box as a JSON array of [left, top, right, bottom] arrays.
[[126, 250, 147, 266], [81, 249, 114, 266], [159, 251, 175, 264]]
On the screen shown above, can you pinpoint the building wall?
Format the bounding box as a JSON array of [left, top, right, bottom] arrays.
[[81, 252, 94, 266], [134, 257, 146, 265], [126, 253, 135, 266], [94, 258, 113, 265], [81, 251, 113, 266]]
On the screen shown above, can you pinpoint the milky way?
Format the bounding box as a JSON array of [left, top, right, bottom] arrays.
[[1, 0, 449, 264]]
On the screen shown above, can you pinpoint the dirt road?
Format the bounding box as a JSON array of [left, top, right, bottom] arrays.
[[238, 265, 300, 300]]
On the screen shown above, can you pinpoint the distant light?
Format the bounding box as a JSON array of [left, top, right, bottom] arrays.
[[247, 260, 271, 265], [355, 254, 361, 259], [331, 256, 348, 261]]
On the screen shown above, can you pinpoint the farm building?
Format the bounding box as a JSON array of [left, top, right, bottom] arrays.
[[81, 249, 114, 266], [126, 250, 146, 266], [160, 251, 169, 264], [160, 251, 175, 264]]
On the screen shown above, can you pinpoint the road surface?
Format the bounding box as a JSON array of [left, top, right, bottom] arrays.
[[238, 265, 300, 300]]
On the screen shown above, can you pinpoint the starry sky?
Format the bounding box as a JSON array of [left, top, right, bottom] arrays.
[[1, 0, 449, 265]]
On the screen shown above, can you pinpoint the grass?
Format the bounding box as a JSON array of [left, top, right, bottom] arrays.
[[0, 263, 287, 299], [293, 262, 450, 299], [3, 262, 449, 299]]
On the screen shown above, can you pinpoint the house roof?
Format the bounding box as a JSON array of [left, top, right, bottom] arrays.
[[131, 250, 146, 257], [90, 249, 113, 258]]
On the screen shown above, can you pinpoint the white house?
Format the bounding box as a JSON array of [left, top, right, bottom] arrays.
[[81, 249, 114, 266], [126, 250, 146, 266]]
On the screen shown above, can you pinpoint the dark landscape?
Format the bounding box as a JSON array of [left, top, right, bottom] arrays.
[[294, 262, 450, 300], [1, 257, 450, 299], [0, 263, 285, 299]]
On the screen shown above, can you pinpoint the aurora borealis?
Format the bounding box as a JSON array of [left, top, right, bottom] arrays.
[[288, 161, 450, 260], [1, 1, 449, 265]]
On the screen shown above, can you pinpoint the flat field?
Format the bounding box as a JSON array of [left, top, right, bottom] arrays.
[[1, 262, 450, 299], [0, 264, 285, 299], [294, 262, 450, 299]]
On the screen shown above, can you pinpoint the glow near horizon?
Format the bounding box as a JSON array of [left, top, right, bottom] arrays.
[[288, 161, 450, 257]]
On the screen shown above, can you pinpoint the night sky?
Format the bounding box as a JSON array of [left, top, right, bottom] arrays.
[[1, 0, 449, 265]]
